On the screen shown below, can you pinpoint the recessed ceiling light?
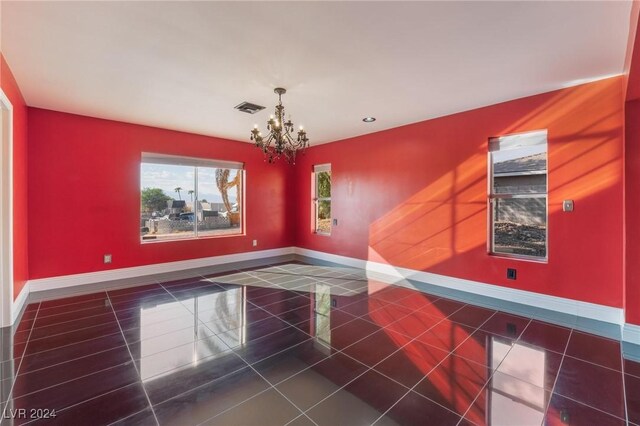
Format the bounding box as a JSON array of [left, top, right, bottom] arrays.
[[362, 117, 376, 123]]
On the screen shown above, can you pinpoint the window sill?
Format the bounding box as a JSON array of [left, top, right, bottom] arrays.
[[488, 252, 548, 264], [314, 231, 331, 237], [141, 231, 245, 244]]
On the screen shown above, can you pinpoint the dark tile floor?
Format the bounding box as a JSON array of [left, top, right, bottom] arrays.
[[0, 262, 637, 425]]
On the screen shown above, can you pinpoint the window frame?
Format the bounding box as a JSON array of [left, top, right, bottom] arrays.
[[313, 164, 332, 236], [140, 153, 245, 243], [487, 130, 548, 262]]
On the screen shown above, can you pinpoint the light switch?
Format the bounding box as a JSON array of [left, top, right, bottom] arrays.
[[563, 200, 574, 212]]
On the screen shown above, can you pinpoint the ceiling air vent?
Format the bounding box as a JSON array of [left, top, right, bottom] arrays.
[[234, 101, 265, 114]]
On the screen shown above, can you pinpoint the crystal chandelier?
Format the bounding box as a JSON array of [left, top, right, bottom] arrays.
[[250, 88, 309, 164]]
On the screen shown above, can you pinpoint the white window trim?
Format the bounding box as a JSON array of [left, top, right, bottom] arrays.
[[142, 152, 243, 170], [313, 164, 331, 236], [0, 89, 14, 327], [140, 153, 245, 243], [488, 130, 548, 262]]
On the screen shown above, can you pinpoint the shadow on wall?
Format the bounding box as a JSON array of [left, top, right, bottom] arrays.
[[366, 78, 623, 300]]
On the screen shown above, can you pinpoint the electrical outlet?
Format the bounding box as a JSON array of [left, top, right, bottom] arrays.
[[507, 268, 516, 280], [104, 254, 112, 264], [252, 240, 257, 247]]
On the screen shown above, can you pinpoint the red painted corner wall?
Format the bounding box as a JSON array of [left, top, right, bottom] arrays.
[[1, 54, 29, 300], [27, 108, 295, 279], [294, 77, 625, 308], [626, 99, 640, 325], [625, 3, 640, 326]]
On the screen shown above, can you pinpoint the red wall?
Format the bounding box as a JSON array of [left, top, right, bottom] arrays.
[[1, 54, 29, 300], [27, 108, 295, 279], [294, 77, 625, 308], [626, 99, 640, 324], [625, 3, 640, 326]]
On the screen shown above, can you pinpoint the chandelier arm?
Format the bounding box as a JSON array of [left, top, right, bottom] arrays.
[[283, 132, 294, 145]]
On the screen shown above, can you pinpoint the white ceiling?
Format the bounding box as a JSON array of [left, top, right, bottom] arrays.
[[1, 1, 633, 145]]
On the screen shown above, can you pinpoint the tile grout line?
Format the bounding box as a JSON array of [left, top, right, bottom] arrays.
[[140, 284, 470, 386], [9, 266, 343, 423], [23, 288, 185, 336], [370, 308, 500, 426], [297, 302, 474, 422], [168, 285, 320, 426], [529, 326, 629, 424], [105, 407, 151, 426], [223, 354, 320, 426], [622, 340, 630, 426], [2, 362, 141, 406], [550, 392, 630, 423], [193, 387, 275, 426], [10, 329, 124, 361], [561, 353, 628, 373], [19, 318, 122, 344], [105, 291, 160, 426], [20, 382, 147, 426], [542, 327, 572, 425], [237, 266, 366, 292], [453, 316, 534, 426], [35, 301, 115, 319], [243, 271, 319, 289], [242, 271, 316, 297], [144, 360, 252, 409], [32, 292, 120, 311], [8, 343, 130, 378], [1, 302, 41, 424], [198, 264, 366, 424], [153, 280, 274, 418], [268, 287, 470, 384], [156, 282, 302, 358]]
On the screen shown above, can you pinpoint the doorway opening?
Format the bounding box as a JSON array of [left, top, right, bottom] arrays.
[[0, 89, 14, 328]]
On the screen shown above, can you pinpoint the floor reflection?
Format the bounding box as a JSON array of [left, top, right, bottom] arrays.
[[314, 283, 332, 347], [489, 339, 546, 425], [0, 262, 634, 425], [139, 286, 245, 381]]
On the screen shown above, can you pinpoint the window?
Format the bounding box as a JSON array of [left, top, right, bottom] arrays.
[[313, 164, 331, 235], [489, 130, 547, 259], [140, 153, 244, 242]]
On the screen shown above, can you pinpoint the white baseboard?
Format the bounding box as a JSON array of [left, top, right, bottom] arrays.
[[295, 247, 624, 326], [296, 248, 368, 269], [28, 247, 295, 294], [11, 282, 30, 324], [624, 323, 640, 345], [19, 245, 628, 333]]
